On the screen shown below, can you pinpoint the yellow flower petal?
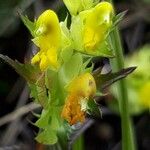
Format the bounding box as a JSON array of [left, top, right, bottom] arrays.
[[61, 94, 85, 125], [67, 73, 96, 97], [47, 48, 59, 70], [39, 53, 49, 71]]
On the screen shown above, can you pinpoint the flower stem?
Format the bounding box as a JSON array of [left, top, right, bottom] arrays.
[[110, 27, 136, 150], [109, 1, 136, 149], [73, 135, 84, 150]]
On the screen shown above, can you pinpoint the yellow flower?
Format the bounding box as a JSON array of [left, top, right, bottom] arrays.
[[31, 10, 61, 71], [82, 2, 113, 52], [71, 2, 114, 56], [139, 82, 150, 108], [61, 73, 96, 125]]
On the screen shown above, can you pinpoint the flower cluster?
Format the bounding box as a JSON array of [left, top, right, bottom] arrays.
[[24, 1, 114, 127], [4, 0, 116, 145], [30, 1, 114, 71], [0, 0, 138, 146]]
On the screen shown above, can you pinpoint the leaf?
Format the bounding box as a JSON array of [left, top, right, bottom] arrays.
[[29, 74, 49, 108], [87, 99, 102, 117], [80, 57, 93, 73], [110, 10, 127, 33], [20, 15, 36, 37], [93, 66, 136, 90], [0, 54, 48, 108], [35, 127, 58, 145], [0, 54, 41, 83], [35, 106, 64, 145], [35, 109, 50, 128]]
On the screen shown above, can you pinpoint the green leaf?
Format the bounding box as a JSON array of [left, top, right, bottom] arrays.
[[110, 10, 127, 32], [0, 54, 41, 83], [35, 109, 50, 128], [87, 99, 101, 117], [20, 15, 36, 37], [0, 55, 49, 108], [80, 57, 93, 73], [35, 127, 58, 145], [93, 67, 136, 90], [29, 75, 49, 108]]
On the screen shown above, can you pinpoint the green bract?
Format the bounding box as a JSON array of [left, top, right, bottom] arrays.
[[62, 0, 99, 15]]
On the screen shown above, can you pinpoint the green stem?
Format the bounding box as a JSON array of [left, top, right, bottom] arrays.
[[108, 1, 136, 149], [110, 27, 136, 150], [73, 135, 84, 150]]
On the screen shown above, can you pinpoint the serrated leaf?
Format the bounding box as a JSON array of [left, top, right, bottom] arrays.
[[93, 67, 136, 90], [35, 107, 63, 145], [35, 127, 58, 145], [29, 82, 48, 109], [0, 54, 41, 83], [0, 55, 49, 108], [35, 109, 50, 128], [20, 15, 36, 37]]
